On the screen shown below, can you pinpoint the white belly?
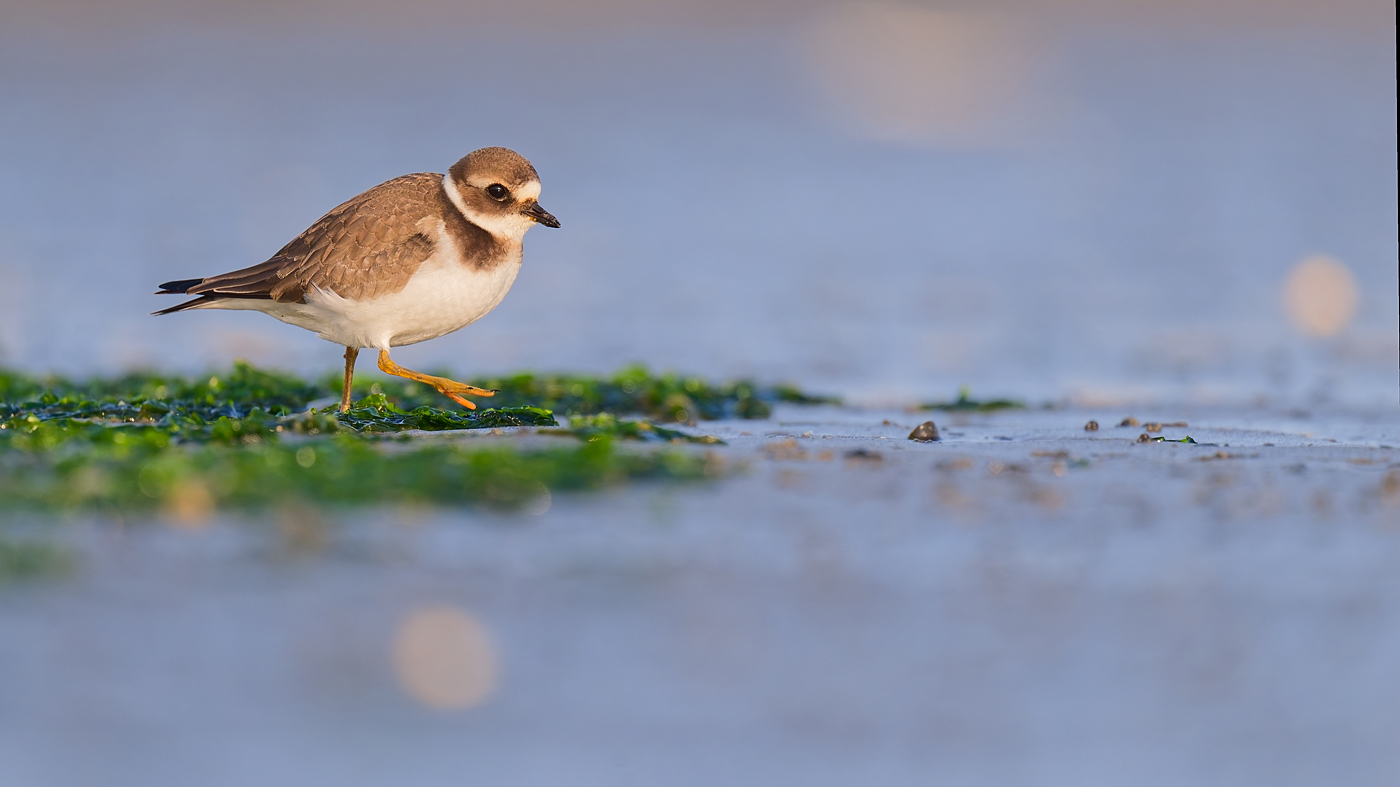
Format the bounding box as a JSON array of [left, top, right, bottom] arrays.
[[219, 251, 522, 350]]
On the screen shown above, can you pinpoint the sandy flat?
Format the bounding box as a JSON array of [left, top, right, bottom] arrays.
[[2, 403, 1397, 786]]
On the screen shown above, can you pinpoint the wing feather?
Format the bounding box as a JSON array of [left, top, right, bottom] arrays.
[[180, 173, 443, 304]]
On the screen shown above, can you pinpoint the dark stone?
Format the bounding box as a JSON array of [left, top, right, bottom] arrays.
[[844, 448, 883, 464], [1085, 420, 1099, 431], [908, 421, 940, 442]]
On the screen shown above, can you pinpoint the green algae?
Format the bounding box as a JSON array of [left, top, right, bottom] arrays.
[[546, 413, 724, 445], [336, 393, 557, 432], [921, 386, 1026, 413], [1142, 435, 1199, 444], [0, 424, 706, 513], [2, 362, 827, 430], [1, 362, 322, 421], [328, 363, 834, 423], [0, 363, 827, 513]]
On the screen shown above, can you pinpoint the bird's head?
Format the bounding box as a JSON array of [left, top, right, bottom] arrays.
[[445, 147, 560, 240]]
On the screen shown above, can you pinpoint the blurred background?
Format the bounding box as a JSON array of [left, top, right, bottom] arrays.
[[0, 0, 1394, 404], [2, 5, 1398, 786]]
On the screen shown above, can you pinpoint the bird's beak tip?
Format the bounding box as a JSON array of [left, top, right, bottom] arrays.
[[523, 201, 560, 229]]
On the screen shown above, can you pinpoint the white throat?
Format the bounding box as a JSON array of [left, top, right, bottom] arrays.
[[443, 173, 536, 242]]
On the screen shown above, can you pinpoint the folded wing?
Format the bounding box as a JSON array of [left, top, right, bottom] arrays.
[[155, 173, 443, 314]]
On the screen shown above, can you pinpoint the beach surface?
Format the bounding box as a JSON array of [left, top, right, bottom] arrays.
[[3, 402, 1397, 787]]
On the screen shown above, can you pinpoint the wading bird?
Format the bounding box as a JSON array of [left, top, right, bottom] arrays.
[[155, 147, 559, 411]]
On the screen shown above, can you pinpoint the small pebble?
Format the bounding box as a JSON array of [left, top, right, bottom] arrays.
[[844, 449, 884, 466], [1137, 433, 1152, 443], [1084, 420, 1099, 431], [1143, 422, 1162, 432], [763, 439, 807, 460], [908, 421, 940, 442], [1120, 417, 1140, 427]]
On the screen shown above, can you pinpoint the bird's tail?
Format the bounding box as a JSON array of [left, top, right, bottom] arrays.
[[155, 278, 204, 295], [152, 277, 209, 315]]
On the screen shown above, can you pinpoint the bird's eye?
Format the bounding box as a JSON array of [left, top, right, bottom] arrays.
[[486, 184, 509, 201]]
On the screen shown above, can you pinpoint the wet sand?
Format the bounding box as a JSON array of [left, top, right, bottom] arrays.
[[1, 7, 1395, 784], [3, 403, 1397, 786]]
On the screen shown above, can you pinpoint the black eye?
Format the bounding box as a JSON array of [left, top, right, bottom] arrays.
[[486, 184, 509, 200]]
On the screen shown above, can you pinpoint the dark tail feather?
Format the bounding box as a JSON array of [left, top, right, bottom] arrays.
[[152, 290, 277, 315], [154, 271, 283, 314], [156, 278, 205, 294], [152, 296, 217, 316]]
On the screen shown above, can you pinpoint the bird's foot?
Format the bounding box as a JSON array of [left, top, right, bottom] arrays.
[[437, 384, 496, 411], [435, 379, 499, 398], [375, 350, 497, 411], [429, 378, 498, 410]]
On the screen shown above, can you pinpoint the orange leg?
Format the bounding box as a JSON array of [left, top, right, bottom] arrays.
[[339, 346, 359, 413], [376, 350, 496, 410]]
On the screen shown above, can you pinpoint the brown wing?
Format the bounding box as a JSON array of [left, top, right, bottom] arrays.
[[182, 173, 445, 304]]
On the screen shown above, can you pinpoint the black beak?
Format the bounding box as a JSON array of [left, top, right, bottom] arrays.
[[522, 201, 560, 228]]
